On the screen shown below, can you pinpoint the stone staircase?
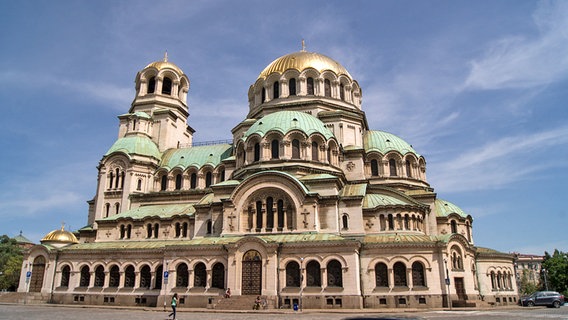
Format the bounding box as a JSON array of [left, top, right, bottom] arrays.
[[0, 292, 50, 304], [452, 299, 477, 308], [214, 295, 272, 310]]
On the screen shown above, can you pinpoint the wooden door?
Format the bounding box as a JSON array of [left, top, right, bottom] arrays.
[[454, 277, 466, 300], [29, 256, 46, 292], [242, 250, 262, 295]]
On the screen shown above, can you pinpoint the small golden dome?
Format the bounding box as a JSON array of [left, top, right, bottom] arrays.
[[41, 225, 79, 245], [258, 50, 352, 80], [144, 52, 184, 74]]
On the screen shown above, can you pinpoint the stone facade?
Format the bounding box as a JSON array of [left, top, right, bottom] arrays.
[[19, 49, 517, 309]]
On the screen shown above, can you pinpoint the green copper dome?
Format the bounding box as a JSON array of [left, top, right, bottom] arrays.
[[435, 199, 469, 218], [242, 111, 335, 141], [364, 130, 420, 157], [105, 135, 161, 159]]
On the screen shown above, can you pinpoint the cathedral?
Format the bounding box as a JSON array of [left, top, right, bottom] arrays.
[[19, 48, 518, 309]]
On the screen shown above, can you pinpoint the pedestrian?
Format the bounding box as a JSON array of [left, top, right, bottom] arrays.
[[224, 288, 231, 298], [253, 295, 262, 310], [168, 293, 178, 320]]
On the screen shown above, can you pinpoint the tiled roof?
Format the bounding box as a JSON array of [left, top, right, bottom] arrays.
[[99, 203, 195, 222]]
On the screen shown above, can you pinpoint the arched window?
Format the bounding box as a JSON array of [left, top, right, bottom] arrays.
[[393, 262, 407, 286], [285, 261, 300, 287], [60, 265, 70, 287], [175, 222, 181, 237], [371, 159, 379, 176], [311, 141, 319, 161], [176, 263, 189, 287], [94, 265, 105, 287], [124, 265, 135, 288], [148, 77, 156, 94], [306, 261, 321, 287], [109, 172, 114, 189], [277, 199, 285, 229], [412, 262, 426, 287], [254, 143, 261, 162], [146, 223, 152, 238], [220, 170, 225, 182], [406, 160, 412, 178], [324, 79, 331, 97], [273, 81, 279, 99], [109, 265, 120, 287], [375, 263, 388, 287], [137, 179, 142, 191], [292, 139, 300, 159], [114, 202, 120, 215], [340, 83, 345, 100], [153, 223, 159, 238], [155, 265, 163, 290], [205, 172, 212, 187], [490, 271, 496, 289], [266, 197, 274, 229], [80, 266, 90, 287], [190, 173, 197, 189], [389, 158, 397, 176], [105, 203, 110, 218], [342, 214, 349, 230], [404, 215, 410, 230], [271, 139, 279, 159], [162, 77, 172, 95], [175, 174, 182, 190], [126, 224, 131, 239], [211, 263, 225, 289], [327, 260, 343, 287], [289, 78, 297, 96], [140, 265, 151, 289], [451, 220, 458, 234], [255, 201, 263, 229], [194, 263, 207, 287], [206, 219, 213, 234], [261, 87, 266, 102], [182, 222, 188, 237], [388, 214, 394, 230], [160, 175, 167, 191], [120, 225, 125, 239], [307, 77, 314, 95]]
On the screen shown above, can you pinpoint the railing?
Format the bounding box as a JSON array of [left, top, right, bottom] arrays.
[[178, 139, 233, 148]]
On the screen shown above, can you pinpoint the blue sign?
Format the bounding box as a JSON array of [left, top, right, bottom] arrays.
[[26, 271, 31, 278], [164, 271, 169, 278]]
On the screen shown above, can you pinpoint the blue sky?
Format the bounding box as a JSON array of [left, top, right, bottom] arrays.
[[0, 0, 566, 255]]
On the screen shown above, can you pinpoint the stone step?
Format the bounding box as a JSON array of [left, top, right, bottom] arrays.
[[214, 295, 271, 310]]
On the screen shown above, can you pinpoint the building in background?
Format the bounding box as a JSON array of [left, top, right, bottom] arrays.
[[19, 48, 517, 309]]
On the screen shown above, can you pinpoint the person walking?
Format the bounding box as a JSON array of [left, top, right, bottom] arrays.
[[168, 293, 178, 320]]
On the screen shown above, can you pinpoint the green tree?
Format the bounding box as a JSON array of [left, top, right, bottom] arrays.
[[0, 235, 24, 291], [542, 249, 568, 296], [519, 269, 539, 295]]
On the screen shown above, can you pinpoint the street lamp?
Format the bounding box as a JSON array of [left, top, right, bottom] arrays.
[[542, 268, 549, 291], [443, 259, 452, 310]]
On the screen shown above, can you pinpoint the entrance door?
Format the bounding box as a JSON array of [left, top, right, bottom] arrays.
[[454, 277, 467, 300], [242, 250, 262, 295], [29, 256, 46, 292]]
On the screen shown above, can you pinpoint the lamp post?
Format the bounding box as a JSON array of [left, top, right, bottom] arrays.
[[300, 257, 304, 312], [444, 259, 452, 310], [542, 268, 549, 291]]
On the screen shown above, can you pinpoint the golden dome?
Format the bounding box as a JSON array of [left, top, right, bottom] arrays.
[[41, 225, 79, 245], [144, 52, 184, 74], [258, 50, 352, 80]]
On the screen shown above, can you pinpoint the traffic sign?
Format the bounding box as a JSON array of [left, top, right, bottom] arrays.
[[26, 271, 31, 278], [164, 271, 169, 278]]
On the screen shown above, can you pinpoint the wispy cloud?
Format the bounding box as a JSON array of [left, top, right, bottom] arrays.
[[464, 1, 568, 90], [430, 125, 568, 192]]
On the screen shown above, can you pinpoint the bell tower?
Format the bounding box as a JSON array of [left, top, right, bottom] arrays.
[[124, 53, 194, 151]]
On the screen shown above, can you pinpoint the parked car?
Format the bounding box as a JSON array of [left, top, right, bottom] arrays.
[[520, 291, 564, 308]]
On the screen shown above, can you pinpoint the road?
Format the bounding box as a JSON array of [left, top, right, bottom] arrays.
[[0, 304, 567, 320]]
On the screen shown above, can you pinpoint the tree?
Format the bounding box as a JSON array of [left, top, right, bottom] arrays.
[[519, 269, 539, 295], [0, 235, 24, 291], [542, 249, 568, 296]]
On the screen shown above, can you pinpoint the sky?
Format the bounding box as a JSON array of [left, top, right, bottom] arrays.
[[0, 0, 566, 255]]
